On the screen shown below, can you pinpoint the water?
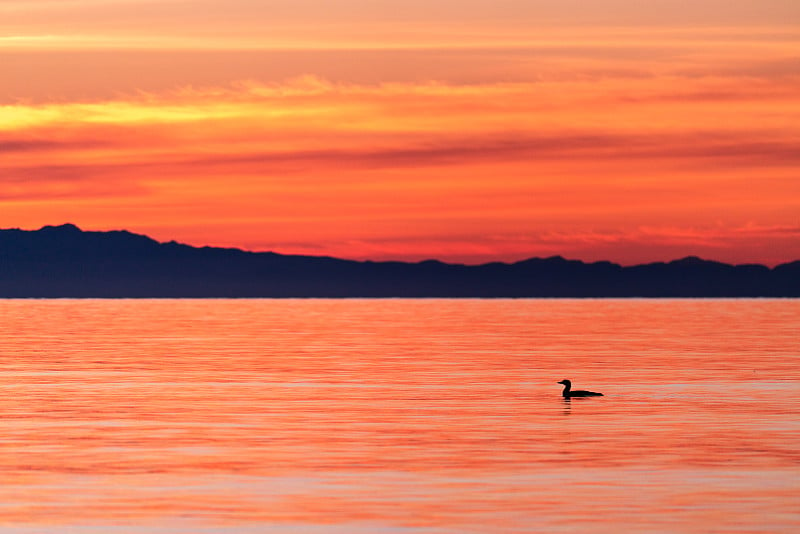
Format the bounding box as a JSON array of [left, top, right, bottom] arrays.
[[0, 299, 797, 533]]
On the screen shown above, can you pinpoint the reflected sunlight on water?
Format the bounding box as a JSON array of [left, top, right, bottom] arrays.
[[0, 299, 798, 532]]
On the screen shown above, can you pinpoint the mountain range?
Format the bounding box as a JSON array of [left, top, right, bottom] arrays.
[[0, 224, 797, 297]]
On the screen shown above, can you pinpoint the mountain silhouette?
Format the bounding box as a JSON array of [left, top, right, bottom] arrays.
[[0, 224, 797, 297]]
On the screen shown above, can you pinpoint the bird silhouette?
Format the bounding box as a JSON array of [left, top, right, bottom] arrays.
[[557, 379, 603, 398]]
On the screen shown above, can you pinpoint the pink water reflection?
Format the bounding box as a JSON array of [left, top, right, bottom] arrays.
[[0, 299, 797, 532]]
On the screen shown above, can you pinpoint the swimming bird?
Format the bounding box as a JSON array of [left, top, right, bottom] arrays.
[[558, 379, 603, 398]]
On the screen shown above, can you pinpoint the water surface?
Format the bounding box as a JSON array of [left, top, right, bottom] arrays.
[[0, 299, 798, 532]]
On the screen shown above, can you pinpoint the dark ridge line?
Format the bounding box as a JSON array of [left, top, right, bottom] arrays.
[[0, 223, 798, 298]]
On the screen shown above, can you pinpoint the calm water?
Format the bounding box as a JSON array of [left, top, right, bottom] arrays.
[[0, 299, 798, 533]]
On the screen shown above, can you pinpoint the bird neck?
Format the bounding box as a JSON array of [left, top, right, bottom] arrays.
[[561, 383, 571, 396]]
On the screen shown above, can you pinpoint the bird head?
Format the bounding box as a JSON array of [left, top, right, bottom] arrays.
[[557, 379, 571, 386]]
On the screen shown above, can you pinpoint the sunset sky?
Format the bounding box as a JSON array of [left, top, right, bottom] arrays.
[[2, 1, 799, 265]]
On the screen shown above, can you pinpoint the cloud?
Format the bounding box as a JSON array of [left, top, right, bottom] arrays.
[[0, 136, 108, 153], [0, 138, 69, 152], [2, 77, 797, 206]]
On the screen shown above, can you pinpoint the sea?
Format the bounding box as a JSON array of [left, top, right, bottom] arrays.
[[0, 299, 797, 533]]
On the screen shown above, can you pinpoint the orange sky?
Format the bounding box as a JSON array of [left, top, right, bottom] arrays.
[[1, 1, 799, 265]]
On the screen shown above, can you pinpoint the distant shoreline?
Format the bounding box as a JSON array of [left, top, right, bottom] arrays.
[[1, 224, 798, 298]]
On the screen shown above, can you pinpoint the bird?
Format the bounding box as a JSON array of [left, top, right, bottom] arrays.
[[557, 379, 603, 398]]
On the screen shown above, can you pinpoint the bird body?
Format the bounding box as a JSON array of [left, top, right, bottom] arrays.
[[558, 379, 603, 398]]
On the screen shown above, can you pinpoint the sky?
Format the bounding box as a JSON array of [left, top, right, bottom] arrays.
[[1, 1, 799, 265]]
